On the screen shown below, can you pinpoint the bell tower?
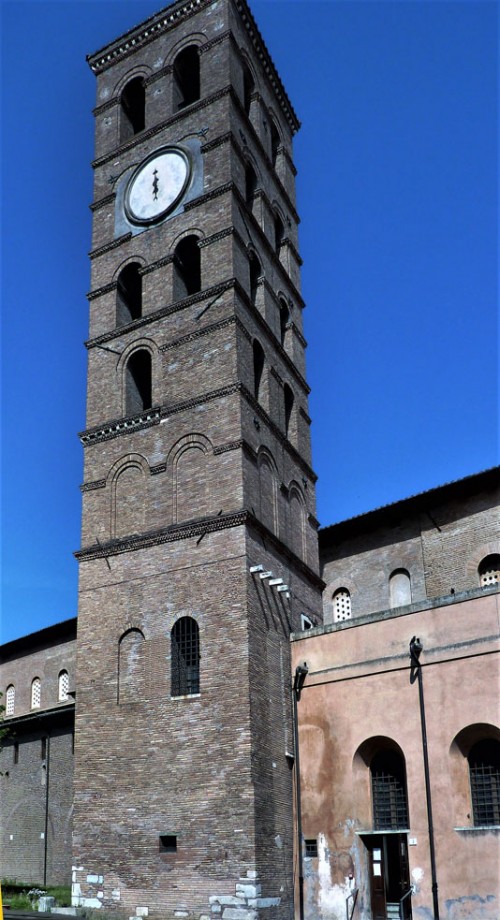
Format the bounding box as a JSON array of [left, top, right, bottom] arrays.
[[73, 1, 322, 917]]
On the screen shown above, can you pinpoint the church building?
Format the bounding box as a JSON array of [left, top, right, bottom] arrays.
[[1, 2, 498, 919]]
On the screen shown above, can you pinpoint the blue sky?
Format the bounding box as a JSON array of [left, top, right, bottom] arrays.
[[1, 0, 498, 643]]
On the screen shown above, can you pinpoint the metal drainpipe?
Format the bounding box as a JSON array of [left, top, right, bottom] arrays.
[[292, 664, 308, 920], [43, 733, 51, 887], [410, 638, 439, 920]]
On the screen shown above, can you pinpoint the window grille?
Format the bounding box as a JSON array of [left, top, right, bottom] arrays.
[[6, 684, 15, 716], [305, 839, 318, 857], [31, 677, 41, 709], [171, 617, 200, 696], [333, 589, 351, 623], [469, 740, 500, 826], [479, 555, 500, 587], [371, 751, 409, 830], [58, 670, 69, 702]]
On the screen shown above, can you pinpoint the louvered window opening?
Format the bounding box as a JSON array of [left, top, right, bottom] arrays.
[[333, 590, 351, 623], [480, 563, 500, 586], [171, 618, 200, 696], [372, 765, 409, 830], [59, 670, 69, 701], [31, 678, 41, 709], [470, 744, 500, 826], [6, 685, 15, 716]]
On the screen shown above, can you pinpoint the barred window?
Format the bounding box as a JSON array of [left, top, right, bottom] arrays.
[[58, 670, 69, 702], [333, 588, 351, 623], [6, 684, 15, 716], [31, 677, 41, 709], [171, 617, 200, 697], [469, 740, 500, 826], [371, 750, 409, 830], [478, 555, 500, 587]]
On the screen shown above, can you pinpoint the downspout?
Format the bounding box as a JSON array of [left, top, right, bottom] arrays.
[[43, 733, 51, 887], [410, 638, 439, 920], [293, 663, 308, 920]]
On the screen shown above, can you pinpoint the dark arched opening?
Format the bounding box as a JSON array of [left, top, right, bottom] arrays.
[[253, 339, 265, 401], [173, 236, 201, 299], [125, 350, 152, 415], [117, 263, 142, 326], [173, 45, 200, 110], [120, 77, 145, 141]]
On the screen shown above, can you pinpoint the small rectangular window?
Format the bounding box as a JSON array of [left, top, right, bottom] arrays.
[[41, 737, 47, 760], [305, 839, 318, 857], [159, 835, 177, 853], [14, 742, 19, 764]]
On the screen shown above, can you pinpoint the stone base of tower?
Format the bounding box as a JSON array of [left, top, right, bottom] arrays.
[[71, 867, 282, 919]]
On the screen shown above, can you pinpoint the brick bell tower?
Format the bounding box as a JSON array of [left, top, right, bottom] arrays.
[[73, 1, 322, 917]]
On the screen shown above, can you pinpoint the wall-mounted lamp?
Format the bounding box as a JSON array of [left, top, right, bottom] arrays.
[[293, 662, 309, 701]]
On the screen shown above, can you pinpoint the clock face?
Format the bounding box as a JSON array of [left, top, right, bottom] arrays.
[[125, 147, 190, 225]]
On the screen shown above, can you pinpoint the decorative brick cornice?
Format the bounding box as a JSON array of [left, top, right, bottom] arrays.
[[80, 479, 107, 492], [240, 383, 316, 483], [160, 315, 236, 351], [198, 226, 233, 248], [79, 408, 161, 446], [89, 233, 132, 260], [140, 253, 175, 275], [76, 508, 249, 560], [87, 0, 298, 131], [183, 180, 233, 211], [87, 0, 211, 73], [75, 505, 322, 588], [91, 85, 231, 171], [85, 278, 235, 349], [87, 280, 116, 302], [150, 462, 167, 475], [90, 192, 116, 212], [213, 439, 245, 456]]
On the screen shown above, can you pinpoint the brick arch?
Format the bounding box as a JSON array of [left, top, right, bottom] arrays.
[[257, 447, 278, 535], [449, 724, 500, 828], [288, 480, 306, 560], [466, 541, 500, 584], [118, 627, 146, 704], [353, 736, 408, 829], [117, 338, 158, 418], [113, 67, 152, 99], [168, 433, 213, 524], [109, 453, 150, 539], [113, 254, 147, 281], [170, 226, 205, 250], [164, 32, 207, 67]]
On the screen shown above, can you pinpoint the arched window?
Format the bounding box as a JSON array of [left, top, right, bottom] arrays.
[[6, 684, 15, 716], [242, 61, 254, 116], [249, 251, 261, 306], [120, 77, 145, 142], [173, 45, 200, 110], [31, 677, 41, 710], [279, 297, 290, 346], [118, 629, 145, 704], [173, 236, 201, 299], [478, 554, 500, 587], [253, 339, 265, 401], [117, 263, 142, 326], [270, 119, 280, 167], [468, 739, 500, 826], [245, 163, 257, 205], [171, 617, 200, 697], [125, 350, 152, 415], [58, 670, 69, 702], [371, 749, 409, 830], [274, 213, 284, 255], [389, 569, 412, 607], [333, 588, 351, 623], [284, 383, 294, 437]]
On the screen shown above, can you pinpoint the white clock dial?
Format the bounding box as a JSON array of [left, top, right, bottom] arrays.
[[125, 148, 190, 224]]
